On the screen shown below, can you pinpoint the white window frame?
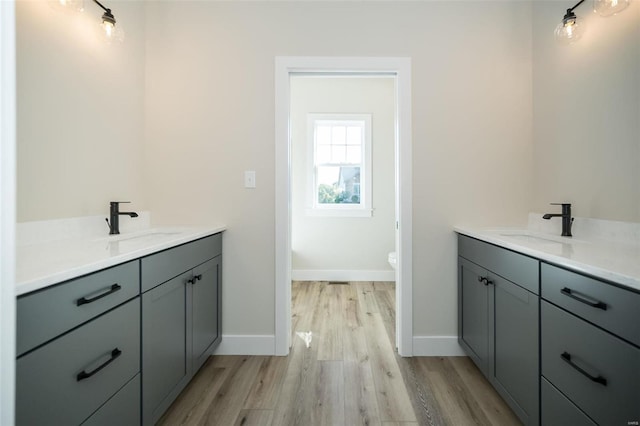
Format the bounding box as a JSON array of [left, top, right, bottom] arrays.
[[306, 113, 372, 217]]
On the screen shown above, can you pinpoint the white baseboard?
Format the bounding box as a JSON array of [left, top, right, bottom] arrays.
[[213, 335, 276, 356], [412, 336, 466, 356], [292, 269, 395, 282], [213, 335, 464, 356]]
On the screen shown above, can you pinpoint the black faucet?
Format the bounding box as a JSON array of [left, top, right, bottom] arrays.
[[542, 203, 573, 237], [106, 201, 138, 235]]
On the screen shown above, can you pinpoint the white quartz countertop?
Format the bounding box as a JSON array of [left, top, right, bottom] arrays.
[[16, 225, 226, 296], [454, 226, 640, 293]]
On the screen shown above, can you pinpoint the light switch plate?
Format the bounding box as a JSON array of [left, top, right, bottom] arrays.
[[244, 171, 256, 188]]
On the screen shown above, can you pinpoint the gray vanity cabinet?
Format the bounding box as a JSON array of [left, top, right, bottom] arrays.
[[458, 235, 539, 426], [16, 262, 141, 426], [141, 234, 222, 426], [458, 257, 490, 374], [142, 272, 191, 426], [16, 231, 223, 426], [491, 272, 539, 425], [540, 263, 640, 425], [192, 256, 221, 373]]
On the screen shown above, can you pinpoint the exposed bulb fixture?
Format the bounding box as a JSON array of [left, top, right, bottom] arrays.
[[93, 0, 124, 42], [593, 0, 629, 16], [555, 0, 631, 44], [52, 0, 84, 12], [555, 6, 586, 44]]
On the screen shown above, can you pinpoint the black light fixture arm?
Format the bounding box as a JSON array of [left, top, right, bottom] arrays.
[[92, 0, 110, 13], [567, 0, 586, 13], [563, 0, 586, 21], [92, 0, 116, 27]]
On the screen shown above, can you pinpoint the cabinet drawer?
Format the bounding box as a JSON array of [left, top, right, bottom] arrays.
[[82, 374, 140, 426], [541, 377, 595, 426], [17, 298, 140, 426], [458, 235, 539, 294], [541, 262, 640, 346], [541, 301, 640, 425], [17, 260, 139, 356], [141, 233, 222, 292]]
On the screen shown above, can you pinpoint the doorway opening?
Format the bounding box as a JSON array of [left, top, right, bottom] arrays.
[[275, 57, 413, 356]]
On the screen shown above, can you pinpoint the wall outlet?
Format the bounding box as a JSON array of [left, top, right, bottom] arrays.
[[244, 171, 256, 188]]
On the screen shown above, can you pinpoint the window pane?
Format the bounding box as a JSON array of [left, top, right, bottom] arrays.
[[332, 126, 346, 145], [331, 145, 346, 163], [316, 126, 331, 145], [346, 146, 361, 164], [317, 165, 361, 205], [317, 166, 339, 186], [316, 145, 331, 164], [346, 126, 362, 145]]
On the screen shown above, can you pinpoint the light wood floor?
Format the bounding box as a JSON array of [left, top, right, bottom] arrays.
[[159, 281, 521, 426]]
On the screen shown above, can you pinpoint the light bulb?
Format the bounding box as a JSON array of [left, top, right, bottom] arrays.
[[555, 13, 586, 44], [102, 20, 114, 38], [100, 10, 124, 43], [593, 0, 629, 16], [51, 0, 84, 12]]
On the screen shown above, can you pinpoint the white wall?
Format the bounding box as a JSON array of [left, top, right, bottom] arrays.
[[144, 1, 534, 339], [290, 77, 395, 278], [16, 0, 147, 222], [532, 0, 640, 222]]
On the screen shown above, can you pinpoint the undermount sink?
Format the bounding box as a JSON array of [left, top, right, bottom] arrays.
[[496, 231, 584, 245], [95, 229, 183, 244]]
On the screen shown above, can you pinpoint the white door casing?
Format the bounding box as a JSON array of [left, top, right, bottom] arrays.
[[275, 57, 413, 356], [0, 0, 17, 423]]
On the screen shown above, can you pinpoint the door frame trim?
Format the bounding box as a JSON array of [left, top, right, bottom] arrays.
[[0, 1, 17, 422], [274, 56, 413, 356]]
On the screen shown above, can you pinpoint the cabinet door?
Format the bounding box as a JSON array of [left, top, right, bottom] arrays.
[[191, 256, 221, 373], [142, 272, 191, 426], [490, 274, 539, 426], [458, 257, 489, 375]]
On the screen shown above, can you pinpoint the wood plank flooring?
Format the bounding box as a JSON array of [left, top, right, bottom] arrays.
[[159, 281, 521, 426]]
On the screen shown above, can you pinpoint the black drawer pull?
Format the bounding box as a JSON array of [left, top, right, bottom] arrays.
[[76, 284, 122, 306], [560, 287, 607, 310], [187, 274, 203, 285], [560, 352, 607, 386], [76, 348, 122, 381], [477, 276, 493, 286]]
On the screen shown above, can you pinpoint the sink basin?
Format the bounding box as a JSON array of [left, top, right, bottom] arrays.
[[95, 229, 183, 244], [496, 231, 583, 245], [499, 233, 564, 244]]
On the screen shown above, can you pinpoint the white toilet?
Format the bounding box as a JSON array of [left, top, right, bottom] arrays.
[[388, 251, 397, 270]]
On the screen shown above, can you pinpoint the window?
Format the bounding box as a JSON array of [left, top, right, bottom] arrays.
[[307, 114, 372, 217]]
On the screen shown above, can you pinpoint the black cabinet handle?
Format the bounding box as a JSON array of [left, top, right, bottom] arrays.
[[188, 274, 203, 285], [560, 352, 607, 386], [560, 288, 607, 310], [76, 284, 122, 306], [477, 276, 493, 286], [76, 348, 122, 381]]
